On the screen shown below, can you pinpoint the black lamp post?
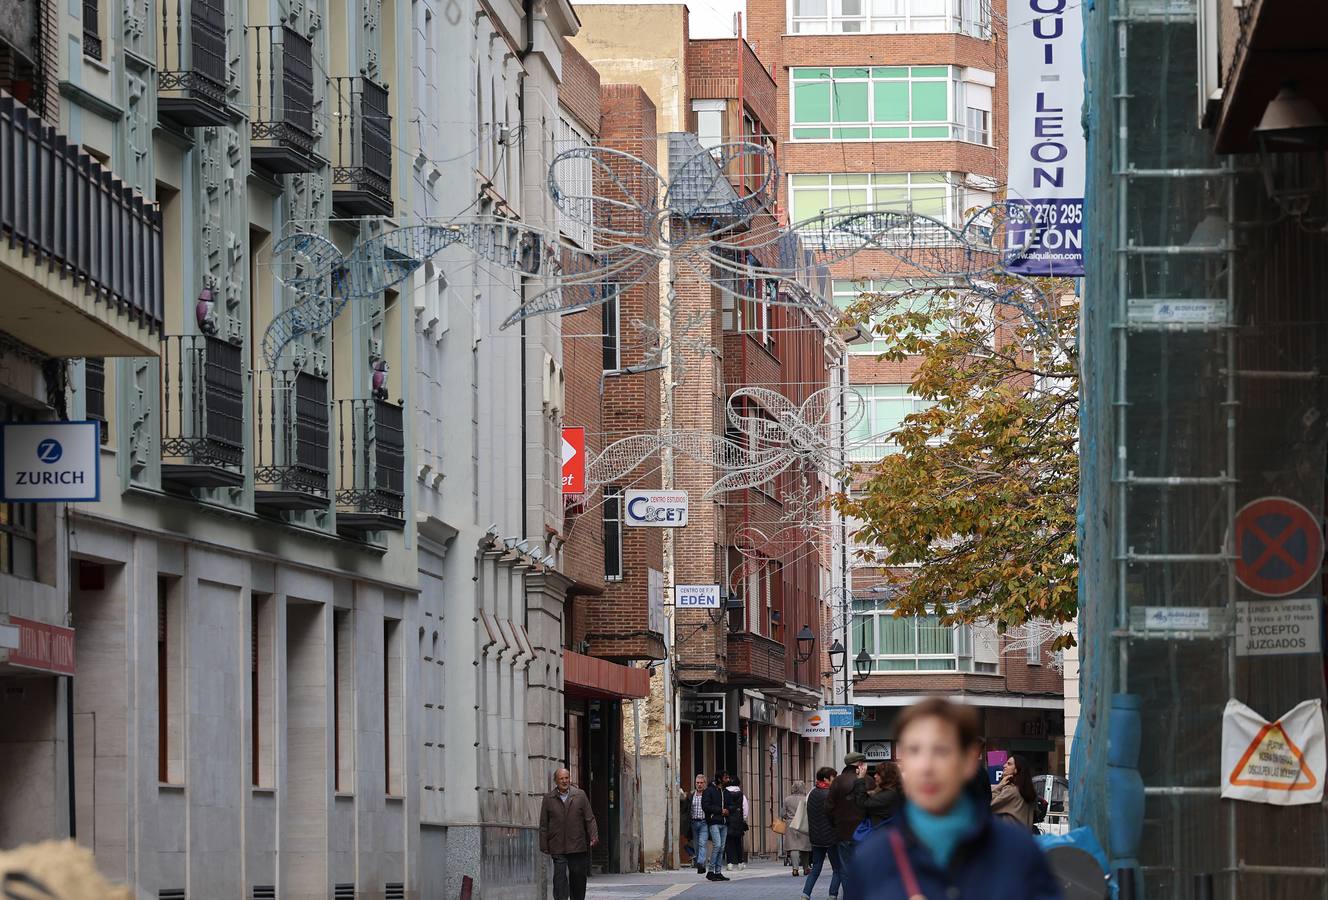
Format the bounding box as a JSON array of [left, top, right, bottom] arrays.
[[853, 648, 872, 683], [827, 639, 846, 675], [795, 624, 816, 664]]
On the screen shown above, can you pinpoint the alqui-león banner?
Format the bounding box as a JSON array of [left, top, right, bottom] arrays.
[[1006, 0, 1085, 276]]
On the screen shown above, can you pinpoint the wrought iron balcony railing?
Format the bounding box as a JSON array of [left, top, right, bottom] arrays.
[[248, 26, 324, 174], [254, 369, 330, 511], [158, 0, 231, 126], [160, 334, 245, 489], [330, 76, 393, 217], [83, 0, 103, 60], [335, 398, 405, 534], [0, 92, 164, 355]]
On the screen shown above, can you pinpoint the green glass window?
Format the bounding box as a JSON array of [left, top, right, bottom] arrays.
[[791, 66, 956, 141]]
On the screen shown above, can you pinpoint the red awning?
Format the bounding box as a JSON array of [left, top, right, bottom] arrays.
[[563, 650, 651, 700]]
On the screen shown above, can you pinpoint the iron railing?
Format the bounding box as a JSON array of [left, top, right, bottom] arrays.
[[248, 25, 322, 170], [254, 369, 329, 498], [330, 76, 392, 211], [161, 334, 245, 470], [0, 92, 164, 333], [85, 357, 109, 444], [336, 399, 405, 522], [158, 0, 228, 116]]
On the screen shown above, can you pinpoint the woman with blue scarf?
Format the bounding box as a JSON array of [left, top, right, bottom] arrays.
[[846, 699, 1062, 899]]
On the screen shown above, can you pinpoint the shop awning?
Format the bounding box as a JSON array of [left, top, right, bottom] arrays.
[[563, 650, 650, 700]]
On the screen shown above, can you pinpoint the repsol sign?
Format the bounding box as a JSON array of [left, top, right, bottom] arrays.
[[624, 490, 688, 527]]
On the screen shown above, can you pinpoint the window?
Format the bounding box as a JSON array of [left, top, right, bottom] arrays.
[[693, 100, 726, 151], [384, 618, 403, 796], [789, 0, 985, 34], [0, 402, 36, 579], [251, 593, 275, 787], [835, 279, 955, 353], [848, 384, 934, 459], [83, 0, 103, 59], [1027, 638, 1042, 666], [604, 487, 624, 581], [85, 358, 109, 444], [852, 596, 977, 672], [553, 116, 594, 249], [790, 172, 953, 225], [334, 609, 353, 793], [791, 67, 952, 141], [158, 576, 183, 784], [602, 289, 620, 371], [790, 67, 993, 144]]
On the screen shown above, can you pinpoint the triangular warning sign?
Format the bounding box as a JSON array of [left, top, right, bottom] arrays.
[[1228, 721, 1318, 792]]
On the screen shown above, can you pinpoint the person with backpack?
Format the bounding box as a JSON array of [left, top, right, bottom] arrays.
[[845, 699, 1061, 899], [724, 776, 749, 870]]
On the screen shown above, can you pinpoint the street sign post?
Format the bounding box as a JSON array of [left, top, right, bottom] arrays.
[[1233, 497, 1324, 597]]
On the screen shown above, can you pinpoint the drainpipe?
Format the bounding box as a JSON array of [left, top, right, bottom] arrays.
[[517, 0, 534, 543]]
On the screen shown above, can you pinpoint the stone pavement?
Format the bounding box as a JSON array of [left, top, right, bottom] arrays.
[[585, 858, 840, 900]]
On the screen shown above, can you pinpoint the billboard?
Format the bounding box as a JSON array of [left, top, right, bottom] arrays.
[[625, 490, 688, 527], [561, 427, 585, 494], [1006, 0, 1086, 277]]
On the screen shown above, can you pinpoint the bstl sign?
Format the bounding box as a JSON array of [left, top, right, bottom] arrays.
[[1, 421, 101, 502], [625, 490, 688, 527], [0, 616, 77, 675]]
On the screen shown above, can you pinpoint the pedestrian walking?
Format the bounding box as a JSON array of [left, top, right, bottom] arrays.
[[798, 767, 843, 900], [990, 754, 1038, 832], [846, 699, 1061, 899], [826, 751, 868, 892], [725, 776, 749, 870], [686, 774, 711, 874], [701, 771, 732, 882], [781, 781, 812, 876], [539, 769, 599, 900]]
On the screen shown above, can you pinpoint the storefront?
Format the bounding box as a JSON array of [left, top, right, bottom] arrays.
[[563, 651, 650, 873]]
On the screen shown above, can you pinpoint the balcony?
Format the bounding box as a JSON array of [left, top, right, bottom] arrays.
[[253, 370, 330, 512], [158, 0, 231, 126], [0, 93, 163, 357], [330, 77, 393, 217], [160, 335, 245, 490], [726, 631, 788, 688], [248, 26, 325, 174], [335, 399, 405, 536]]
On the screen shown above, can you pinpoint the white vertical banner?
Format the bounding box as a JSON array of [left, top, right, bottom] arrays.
[[1221, 699, 1325, 806], [1006, 0, 1086, 277]]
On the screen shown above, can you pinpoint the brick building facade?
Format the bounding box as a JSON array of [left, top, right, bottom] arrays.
[[745, 0, 1067, 776]]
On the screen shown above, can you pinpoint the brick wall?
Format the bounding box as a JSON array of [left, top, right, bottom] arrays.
[[562, 82, 667, 662], [560, 39, 603, 134]]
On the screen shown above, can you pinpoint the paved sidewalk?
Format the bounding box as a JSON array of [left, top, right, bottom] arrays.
[[585, 858, 840, 900]]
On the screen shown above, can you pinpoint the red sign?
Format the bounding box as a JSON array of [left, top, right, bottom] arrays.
[[562, 426, 586, 494], [6, 616, 76, 675], [1234, 497, 1325, 597]]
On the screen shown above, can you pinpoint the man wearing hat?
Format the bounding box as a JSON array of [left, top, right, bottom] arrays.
[[825, 751, 868, 896]]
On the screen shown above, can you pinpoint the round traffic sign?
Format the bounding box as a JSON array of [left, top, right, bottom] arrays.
[[1233, 497, 1324, 597]]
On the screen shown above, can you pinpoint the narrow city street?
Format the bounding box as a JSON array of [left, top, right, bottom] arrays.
[[587, 860, 836, 900]]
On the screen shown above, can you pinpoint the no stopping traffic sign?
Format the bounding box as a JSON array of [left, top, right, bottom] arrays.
[[1233, 497, 1325, 597]]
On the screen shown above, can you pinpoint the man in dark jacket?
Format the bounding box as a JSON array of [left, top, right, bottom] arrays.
[[540, 769, 599, 900], [826, 751, 868, 894], [800, 766, 843, 900], [700, 772, 731, 881]]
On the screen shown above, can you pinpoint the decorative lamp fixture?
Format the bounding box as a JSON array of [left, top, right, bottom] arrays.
[[828, 639, 846, 675], [1253, 84, 1328, 219], [853, 648, 873, 683], [795, 624, 816, 664]]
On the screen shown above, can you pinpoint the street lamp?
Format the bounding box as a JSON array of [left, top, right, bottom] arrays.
[[853, 648, 872, 683], [827, 639, 846, 675], [795, 624, 816, 664]]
